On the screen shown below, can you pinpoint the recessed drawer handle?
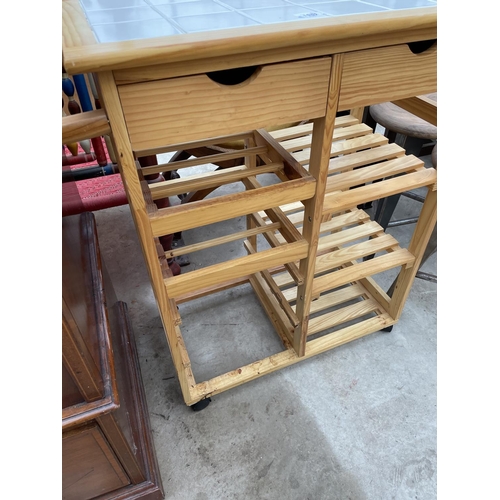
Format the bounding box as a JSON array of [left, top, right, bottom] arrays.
[[407, 39, 437, 54], [206, 65, 261, 87]]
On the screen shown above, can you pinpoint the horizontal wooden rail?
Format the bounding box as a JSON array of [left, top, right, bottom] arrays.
[[308, 298, 380, 336], [322, 168, 436, 215], [62, 109, 110, 144], [327, 143, 404, 174], [164, 240, 308, 298], [293, 132, 388, 165], [134, 131, 254, 157], [141, 145, 268, 177], [312, 248, 414, 296], [149, 162, 283, 200], [150, 177, 316, 236], [325, 155, 424, 193], [280, 233, 399, 297], [165, 222, 281, 258], [391, 95, 437, 126]]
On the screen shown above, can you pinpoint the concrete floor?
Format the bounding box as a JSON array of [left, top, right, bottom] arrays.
[[93, 155, 437, 500]]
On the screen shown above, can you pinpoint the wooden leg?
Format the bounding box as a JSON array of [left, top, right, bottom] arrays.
[[389, 188, 437, 320], [387, 223, 437, 297], [294, 54, 344, 357]]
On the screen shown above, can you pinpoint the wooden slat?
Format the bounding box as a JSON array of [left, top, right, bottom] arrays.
[[307, 284, 366, 314], [62, 109, 110, 144], [308, 298, 380, 335], [316, 233, 400, 270], [357, 276, 391, 314], [325, 155, 424, 193], [250, 211, 304, 286], [249, 273, 294, 347], [254, 128, 311, 180], [150, 177, 316, 236], [259, 201, 304, 219], [245, 240, 299, 328], [327, 142, 405, 174], [268, 114, 359, 142], [316, 221, 384, 253], [280, 233, 399, 299], [141, 145, 268, 177], [312, 248, 414, 296], [165, 222, 281, 259], [289, 283, 366, 312], [322, 168, 436, 215], [275, 208, 371, 242], [164, 240, 309, 298], [279, 123, 373, 153], [293, 133, 388, 164], [304, 314, 394, 355], [134, 131, 253, 157], [392, 95, 437, 126], [175, 275, 251, 305], [149, 162, 283, 200]]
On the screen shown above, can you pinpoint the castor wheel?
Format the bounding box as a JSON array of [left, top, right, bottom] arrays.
[[190, 398, 211, 412], [381, 325, 394, 333]]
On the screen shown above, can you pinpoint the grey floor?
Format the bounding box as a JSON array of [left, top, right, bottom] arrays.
[[93, 154, 437, 500]]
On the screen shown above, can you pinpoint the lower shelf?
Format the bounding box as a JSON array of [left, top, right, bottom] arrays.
[[169, 207, 418, 404], [134, 115, 436, 405]]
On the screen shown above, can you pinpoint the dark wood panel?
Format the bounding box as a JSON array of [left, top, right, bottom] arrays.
[[62, 212, 164, 499], [62, 363, 85, 408], [62, 425, 130, 500], [62, 214, 102, 370]]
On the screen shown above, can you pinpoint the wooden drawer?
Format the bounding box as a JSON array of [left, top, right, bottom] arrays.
[[338, 42, 437, 111], [118, 57, 332, 152]]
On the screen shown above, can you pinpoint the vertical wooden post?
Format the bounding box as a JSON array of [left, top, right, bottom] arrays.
[[389, 187, 437, 320], [294, 54, 344, 357], [96, 71, 197, 404], [350, 107, 365, 122], [245, 135, 258, 249]]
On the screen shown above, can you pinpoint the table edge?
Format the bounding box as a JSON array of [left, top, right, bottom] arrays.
[[62, 2, 437, 75]]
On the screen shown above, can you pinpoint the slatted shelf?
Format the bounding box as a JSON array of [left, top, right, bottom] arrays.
[[149, 161, 284, 200], [116, 111, 436, 404]]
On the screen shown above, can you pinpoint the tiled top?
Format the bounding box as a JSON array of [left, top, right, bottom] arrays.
[[79, 0, 437, 43]]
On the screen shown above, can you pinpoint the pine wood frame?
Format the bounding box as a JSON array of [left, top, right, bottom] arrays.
[[62, 2, 437, 406]]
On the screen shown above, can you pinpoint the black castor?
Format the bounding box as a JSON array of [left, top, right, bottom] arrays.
[[382, 325, 394, 333], [190, 398, 211, 412]]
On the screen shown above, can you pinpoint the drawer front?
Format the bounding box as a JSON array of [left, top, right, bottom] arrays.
[[338, 42, 436, 111], [118, 58, 332, 152]]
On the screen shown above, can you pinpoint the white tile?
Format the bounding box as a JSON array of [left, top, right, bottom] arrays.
[[305, 1, 388, 16], [359, 0, 436, 9], [155, 0, 229, 18], [92, 17, 181, 42], [218, 0, 290, 9], [172, 11, 259, 32], [147, 0, 200, 4], [86, 6, 162, 25], [81, 0, 147, 11], [241, 5, 327, 24]]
